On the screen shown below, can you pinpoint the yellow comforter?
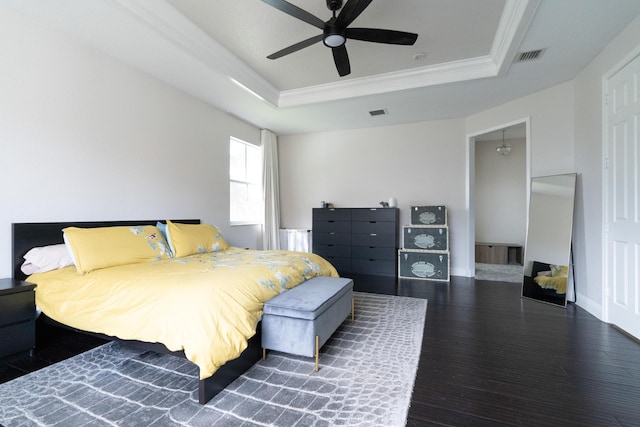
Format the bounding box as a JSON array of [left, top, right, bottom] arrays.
[[28, 249, 338, 379]]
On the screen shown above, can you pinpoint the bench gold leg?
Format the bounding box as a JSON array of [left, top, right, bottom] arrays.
[[262, 348, 266, 360], [352, 298, 355, 323], [315, 335, 319, 372]]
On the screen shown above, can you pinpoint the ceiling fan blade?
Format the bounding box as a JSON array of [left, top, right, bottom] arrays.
[[345, 28, 418, 45], [332, 45, 351, 77], [262, 0, 325, 30], [267, 34, 324, 59], [335, 0, 373, 28]]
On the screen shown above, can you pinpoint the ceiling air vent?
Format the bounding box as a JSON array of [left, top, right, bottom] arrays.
[[516, 49, 545, 62], [369, 108, 387, 117]]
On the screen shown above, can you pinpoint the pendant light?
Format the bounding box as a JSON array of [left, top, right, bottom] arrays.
[[496, 130, 511, 156]]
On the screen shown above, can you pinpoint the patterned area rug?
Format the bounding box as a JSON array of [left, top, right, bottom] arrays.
[[475, 263, 523, 283], [0, 292, 427, 426]]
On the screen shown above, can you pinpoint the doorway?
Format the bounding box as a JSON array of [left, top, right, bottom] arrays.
[[604, 52, 640, 339], [467, 119, 530, 281]]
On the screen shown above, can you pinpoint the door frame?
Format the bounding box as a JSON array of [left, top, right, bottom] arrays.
[[601, 44, 640, 325], [465, 117, 531, 277]]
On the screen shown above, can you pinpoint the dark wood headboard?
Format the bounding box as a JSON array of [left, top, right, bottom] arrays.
[[12, 219, 200, 281]]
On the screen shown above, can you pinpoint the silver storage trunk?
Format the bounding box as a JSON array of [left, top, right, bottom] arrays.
[[410, 205, 447, 226], [398, 249, 450, 281], [403, 225, 449, 251]]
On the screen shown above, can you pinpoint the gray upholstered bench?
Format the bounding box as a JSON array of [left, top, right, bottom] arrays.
[[262, 276, 354, 371]]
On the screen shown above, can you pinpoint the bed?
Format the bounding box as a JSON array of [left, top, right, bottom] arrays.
[[11, 219, 338, 404], [522, 260, 568, 306]]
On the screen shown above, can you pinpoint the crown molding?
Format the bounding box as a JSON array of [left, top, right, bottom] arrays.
[[110, 0, 281, 106], [277, 0, 536, 107], [278, 56, 498, 107], [110, 0, 537, 109], [5, 0, 535, 111], [491, 0, 541, 76]]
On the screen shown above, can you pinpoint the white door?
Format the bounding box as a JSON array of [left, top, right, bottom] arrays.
[[605, 53, 640, 339]]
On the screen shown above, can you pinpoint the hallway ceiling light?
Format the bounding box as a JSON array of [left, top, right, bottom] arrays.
[[496, 130, 511, 156]]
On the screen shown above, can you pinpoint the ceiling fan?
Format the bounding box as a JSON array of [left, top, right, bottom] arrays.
[[262, 0, 418, 77]]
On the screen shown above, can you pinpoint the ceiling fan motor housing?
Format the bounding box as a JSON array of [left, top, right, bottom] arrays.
[[326, 0, 343, 11]]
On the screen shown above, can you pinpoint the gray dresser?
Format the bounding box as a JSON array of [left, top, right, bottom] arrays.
[[312, 208, 399, 281]]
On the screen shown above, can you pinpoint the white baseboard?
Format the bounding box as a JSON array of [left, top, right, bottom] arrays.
[[575, 292, 602, 320], [452, 266, 473, 277]]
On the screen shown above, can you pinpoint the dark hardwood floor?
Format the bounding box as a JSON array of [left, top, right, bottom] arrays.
[[397, 276, 640, 427], [0, 318, 108, 385], [2, 276, 639, 426]]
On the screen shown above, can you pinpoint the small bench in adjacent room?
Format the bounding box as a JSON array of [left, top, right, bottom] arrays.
[[262, 276, 354, 371]]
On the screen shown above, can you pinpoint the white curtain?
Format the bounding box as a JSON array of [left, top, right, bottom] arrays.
[[262, 129, 280, 250]]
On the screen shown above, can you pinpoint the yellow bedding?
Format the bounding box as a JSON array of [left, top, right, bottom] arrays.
[[533, 275, 567, 294], [28, 248, 338, 379]]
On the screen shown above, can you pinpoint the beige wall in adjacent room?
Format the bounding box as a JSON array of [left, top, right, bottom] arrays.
[[474, 137, 527, 247]]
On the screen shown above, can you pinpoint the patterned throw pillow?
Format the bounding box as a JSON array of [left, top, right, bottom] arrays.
[[165, 220, 229, 258]]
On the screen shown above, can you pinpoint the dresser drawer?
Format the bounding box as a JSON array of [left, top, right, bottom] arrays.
[[313, 232, 351, 246], [0, 320, 35, 358], [0, 290, 35, 326], [312, 208, 351, 221], [352, 208, 397, 221], [352, 221, 396, 235], [351, 259, 396, 276], [322, 257, 351, 275], [351, 233, 396, 247], [351, 246, 396, 261], [314, 244, 351, 259], [313, 220, 351, 234]]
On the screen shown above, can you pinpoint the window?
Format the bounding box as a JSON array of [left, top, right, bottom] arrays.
[[230, 137, 263, 225]]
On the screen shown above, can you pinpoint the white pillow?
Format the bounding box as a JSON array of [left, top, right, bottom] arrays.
[[21, 244, 75, 275]]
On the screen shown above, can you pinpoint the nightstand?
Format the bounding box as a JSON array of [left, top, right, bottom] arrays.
[[0, 279, 36, 358]]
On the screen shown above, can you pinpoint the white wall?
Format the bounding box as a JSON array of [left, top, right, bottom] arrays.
[[0, 6, 262, 277], [278, 119, 469, 276], [279, 84, 575, 280], [466, 83, 576, 178], [466, 15, 640, 318], [474, 137, 527, 246]]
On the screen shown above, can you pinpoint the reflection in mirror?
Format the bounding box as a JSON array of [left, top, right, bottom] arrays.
[[522, 173, 577, 307]]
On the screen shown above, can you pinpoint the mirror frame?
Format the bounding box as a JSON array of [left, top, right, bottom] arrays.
[[521, 173, 577, 307]]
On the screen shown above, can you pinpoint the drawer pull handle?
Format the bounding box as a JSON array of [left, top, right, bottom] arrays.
[[369, 221, 377, 224], [329, 232, 335, 235], [370, 233, 377, 236]]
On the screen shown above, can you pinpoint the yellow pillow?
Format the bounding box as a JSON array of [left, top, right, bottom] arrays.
[[166, 220, 229, 258], [63, 225, 172, 274]]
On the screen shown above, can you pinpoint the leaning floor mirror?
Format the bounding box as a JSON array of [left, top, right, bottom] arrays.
[[522, 173, 577, 307]]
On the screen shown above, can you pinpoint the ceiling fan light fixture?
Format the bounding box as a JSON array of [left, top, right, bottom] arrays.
[[324, 33, 346, 47]]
